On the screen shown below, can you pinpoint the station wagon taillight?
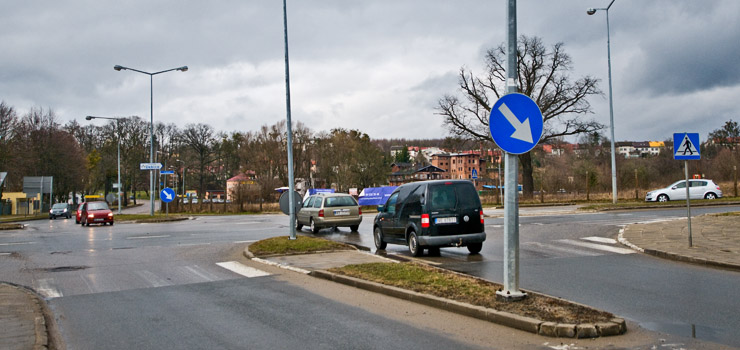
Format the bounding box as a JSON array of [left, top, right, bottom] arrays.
[[421, 214, 430, 228], [318, 209, 324, 217], [358, 207, 362, 215], [480, 209, 484, 224]]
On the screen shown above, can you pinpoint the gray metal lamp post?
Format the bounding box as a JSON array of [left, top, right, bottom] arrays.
[[588, 0, 618, 204], [114, 64, 187, 215], [85, 115, 124, 215]]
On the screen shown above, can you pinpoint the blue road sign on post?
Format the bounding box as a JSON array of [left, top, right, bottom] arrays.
[[471, 168, 478, 179], [160, 187, 175, 203], [489, 93, 544, 154], [673, 133, 700, 160], [160, 170, 174, 175]]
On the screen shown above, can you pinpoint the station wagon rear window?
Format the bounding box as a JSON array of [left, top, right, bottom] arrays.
[[324, 196, 358, 207]]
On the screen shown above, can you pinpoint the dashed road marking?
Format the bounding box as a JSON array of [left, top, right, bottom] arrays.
[[581, 236, 618, 244], [558, 239, 636, 255], [0, 241, 35, 246], [126, 235, 171, 240], [37, 278, 63, 298]]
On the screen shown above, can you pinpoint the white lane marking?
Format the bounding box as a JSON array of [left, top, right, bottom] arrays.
[[233, 240, 257, 244], [183, 265, 217, 282], [135, 270, 172, 288], [0, 241, 36, 246], [126, 235, 171, 240], [523, 242, 602, 257], [178, 243, 211, 247], [581, 236, 618, 244], [37, 278, 63, 298], [0, 252, 12, 256], [217, 261, 271, 278], [558, 239, 635, 255]]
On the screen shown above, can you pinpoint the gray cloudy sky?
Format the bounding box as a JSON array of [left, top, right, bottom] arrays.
[[2, 1, 739, 142]]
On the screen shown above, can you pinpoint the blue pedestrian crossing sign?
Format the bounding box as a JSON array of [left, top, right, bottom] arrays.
[[673, 133, 700, 160], [160, 187, 176, 203], [489, 93, 543, 154], [471, 168, 478, 179]]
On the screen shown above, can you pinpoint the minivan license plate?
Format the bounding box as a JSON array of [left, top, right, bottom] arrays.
[[435, 217, 456, 224]]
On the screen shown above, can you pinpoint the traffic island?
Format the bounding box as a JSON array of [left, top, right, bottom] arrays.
[[317, 262, 625, 338]]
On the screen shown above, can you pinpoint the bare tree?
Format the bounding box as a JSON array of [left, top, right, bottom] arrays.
[[438, 35, 603, 198], [182, 123, 216, 199]]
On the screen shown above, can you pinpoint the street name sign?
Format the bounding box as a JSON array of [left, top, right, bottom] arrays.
[[160, 170, 174, 175], [489, 93, 544, 154], [140, 163, 163, 170], [673, 133, 700, 160], [160, 187, 175, 203]]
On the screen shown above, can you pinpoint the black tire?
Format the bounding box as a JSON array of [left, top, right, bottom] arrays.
[[296, 221, 304, 231], [310, 219, 320, 234], [349, 225, 359, 232], [705, 192, 717, 200], [428, 247, 441, 256], [657, 194, 669, 202], [76, 219, 80, 224], [110, 222, 114, 226], [467, 242, 483, 254], [374, 226, 387, 250], [408, 231, 422, 257]]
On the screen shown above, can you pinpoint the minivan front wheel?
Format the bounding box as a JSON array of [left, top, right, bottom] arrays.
[[374, 227, 387, 250], [408, 231, 422, 257], [467, 242, 483, 254]]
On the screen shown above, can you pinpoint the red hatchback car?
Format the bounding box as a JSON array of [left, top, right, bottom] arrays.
[[79, 201, 114, 226]]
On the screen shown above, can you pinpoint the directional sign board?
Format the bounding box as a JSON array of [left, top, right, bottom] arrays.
[[673, 133, 700, 160], [489, 93, 543, 154], [160, 187, 176, 203], [471, 168, 478, 179], [140, 163, 163, 170]]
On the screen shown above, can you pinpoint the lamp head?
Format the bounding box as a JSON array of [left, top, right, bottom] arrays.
[[587, 8, 597, 15], [85, 116, 94, 120], [178, 66, 188, 72], [114, 65, 124, 71]]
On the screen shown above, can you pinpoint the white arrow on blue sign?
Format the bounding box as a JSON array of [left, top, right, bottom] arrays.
[[489, 93, 544, 154], [160, 187, 176, 203], [673, 133, 700, 160]]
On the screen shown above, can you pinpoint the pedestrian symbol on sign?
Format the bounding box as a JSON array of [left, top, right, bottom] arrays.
[[673, 133, 700, 160]]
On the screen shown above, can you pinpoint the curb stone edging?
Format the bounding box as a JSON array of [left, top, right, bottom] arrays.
[[310, 270, 626, 339]]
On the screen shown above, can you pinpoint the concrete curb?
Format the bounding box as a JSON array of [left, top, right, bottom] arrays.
[[310, 270, 626, 338], [0, 282, 51, 350]]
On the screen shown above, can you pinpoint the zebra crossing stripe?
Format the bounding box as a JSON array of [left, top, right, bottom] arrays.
[[216, 261, 271, 278], [558, 239, 635, 255]]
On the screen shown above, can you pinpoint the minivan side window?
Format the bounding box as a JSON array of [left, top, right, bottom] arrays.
[[386, 192, 399, 214]]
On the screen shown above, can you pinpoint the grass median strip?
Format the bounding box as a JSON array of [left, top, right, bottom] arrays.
[[329, 262, 614, 325], [248, 236, 355, 257]]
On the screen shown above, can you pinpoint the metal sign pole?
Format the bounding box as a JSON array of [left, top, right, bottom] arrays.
[[496, 0, 526, 301], [685, 160, 692, 247]]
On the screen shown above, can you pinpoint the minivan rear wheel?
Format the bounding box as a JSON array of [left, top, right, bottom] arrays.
[[467, 243, 483, 254], [374, 227, 387, 250], [408, 231, 422, 257]]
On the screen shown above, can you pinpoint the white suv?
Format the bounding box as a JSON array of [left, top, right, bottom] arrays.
[[645, 179, 722, 202]]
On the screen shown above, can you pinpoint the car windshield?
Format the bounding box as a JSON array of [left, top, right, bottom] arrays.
[[324, 196, 357, 207], [87, 202, 109, 210], [52, 203, 67, 209]]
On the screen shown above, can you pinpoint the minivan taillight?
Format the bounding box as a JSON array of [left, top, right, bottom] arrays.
[[421, 214, 430, 228], [319, 209, 324, 217], [480, 209, 484, 224]]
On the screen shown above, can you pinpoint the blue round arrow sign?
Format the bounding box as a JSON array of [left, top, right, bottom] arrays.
[[160, 187, 176, 203], [489, 93, 543, 154]]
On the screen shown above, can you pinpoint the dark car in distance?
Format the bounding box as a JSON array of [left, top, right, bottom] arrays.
[[373, 180, 486, 257], [49, 203, 72, 219], [79, 201, 114, 226]]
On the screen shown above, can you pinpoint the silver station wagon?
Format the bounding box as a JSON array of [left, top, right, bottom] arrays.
[[297, 193, 362, 233]]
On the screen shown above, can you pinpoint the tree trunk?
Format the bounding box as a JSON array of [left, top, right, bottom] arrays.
[[519, 153, 535, 200]]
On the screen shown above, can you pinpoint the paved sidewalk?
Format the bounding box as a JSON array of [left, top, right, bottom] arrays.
[[620, 214, 740, 271], [0, 283, 49, 350]]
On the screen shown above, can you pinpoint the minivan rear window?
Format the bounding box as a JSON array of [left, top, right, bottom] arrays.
[[429, 183, 480, 210]]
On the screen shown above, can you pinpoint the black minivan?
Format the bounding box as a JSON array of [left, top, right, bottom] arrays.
[[373, 180, 486, 256]]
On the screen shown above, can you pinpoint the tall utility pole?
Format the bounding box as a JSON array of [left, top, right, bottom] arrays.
[[283, 0, 297, 240]]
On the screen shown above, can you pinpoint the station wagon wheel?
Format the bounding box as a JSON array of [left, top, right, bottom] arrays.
[[296, 221, 303, 231], [705, 193, 717, 199], [408, 231, 422, 257], [310, 219, 319, 234], [467, 243, 483, 254], [657, 194, 669, 202], [349, 225, 359, 232], [374, 227, 387, 250]]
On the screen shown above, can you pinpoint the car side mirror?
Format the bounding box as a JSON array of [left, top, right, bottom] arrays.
[[377, 205, 385, 212], [671, 186, 677, 190]]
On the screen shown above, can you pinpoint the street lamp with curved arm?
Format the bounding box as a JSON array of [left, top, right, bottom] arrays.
[[86, 115, 125, 214], [587, 0, 618, 204], [114, 64, 188, 215]]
